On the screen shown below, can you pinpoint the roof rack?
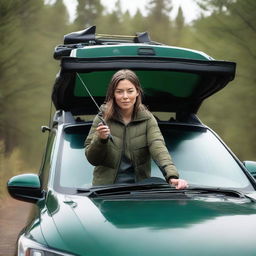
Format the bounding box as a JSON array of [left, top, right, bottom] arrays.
[[54, 25, 159, 60], [63, 25, 151, 44]]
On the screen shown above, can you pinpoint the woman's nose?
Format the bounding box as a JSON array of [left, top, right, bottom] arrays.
[[123, 91, 128, 98]]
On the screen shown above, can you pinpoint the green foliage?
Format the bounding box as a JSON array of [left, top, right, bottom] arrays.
[[0, 141, 33, 199], [0, 0, 71, 167], [191, 0, 256, 160], [144, 0, 174, 44], [74, 0, 103, 29], [196, 0, 235, 13], [173, 6, 185, 45]]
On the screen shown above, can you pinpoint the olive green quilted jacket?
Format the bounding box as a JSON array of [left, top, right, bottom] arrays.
[[85, 107, 179, 185]]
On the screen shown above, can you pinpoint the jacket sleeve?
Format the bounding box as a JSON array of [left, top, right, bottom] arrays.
[[146, 114, 179, 181], [84, 115, 109, 166]]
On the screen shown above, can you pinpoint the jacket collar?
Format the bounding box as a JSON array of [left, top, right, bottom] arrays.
[[132, 106, 151, 122], [99, 104, 151, 123]]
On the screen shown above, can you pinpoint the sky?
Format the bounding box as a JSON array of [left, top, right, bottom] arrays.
[[63, 0, 201, 23]]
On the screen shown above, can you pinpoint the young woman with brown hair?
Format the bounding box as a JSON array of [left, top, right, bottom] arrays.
[[85, 69, 188, 189]]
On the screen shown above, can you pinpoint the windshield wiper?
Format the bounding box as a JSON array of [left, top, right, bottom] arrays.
[[77, 184, 256, 202], [77, 183, 172, 197], [185, 186, 256, 202]]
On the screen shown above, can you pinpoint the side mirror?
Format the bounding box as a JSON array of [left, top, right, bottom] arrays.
[[243, 161, 256, 179], [7, 174, 44, 203]]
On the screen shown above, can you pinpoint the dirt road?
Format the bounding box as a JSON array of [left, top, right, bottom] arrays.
[[0, 198, 32, 256]]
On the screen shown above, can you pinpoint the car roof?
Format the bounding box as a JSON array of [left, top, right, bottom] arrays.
[[52, 26, 236, 117]]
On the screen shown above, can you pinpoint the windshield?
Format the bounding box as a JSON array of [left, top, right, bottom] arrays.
[[55, 123, 253, 192]]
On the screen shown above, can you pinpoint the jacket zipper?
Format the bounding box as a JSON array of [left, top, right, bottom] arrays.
[[113, 123, 127, 183]]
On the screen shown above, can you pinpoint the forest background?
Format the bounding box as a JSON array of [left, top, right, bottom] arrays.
[[0, 0, 255, 198]]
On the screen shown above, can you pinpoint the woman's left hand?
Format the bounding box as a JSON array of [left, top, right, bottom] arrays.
[[169, 178, 188, 190]]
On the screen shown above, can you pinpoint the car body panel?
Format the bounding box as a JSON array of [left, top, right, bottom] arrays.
[[74, 44, 212, 60], [35, 192, 256, 256]]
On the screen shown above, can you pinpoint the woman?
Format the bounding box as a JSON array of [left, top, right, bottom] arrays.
[[85, 69, 188, 189]]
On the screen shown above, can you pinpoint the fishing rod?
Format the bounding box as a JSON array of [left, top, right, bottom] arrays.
[[76, 73, 113, 142]]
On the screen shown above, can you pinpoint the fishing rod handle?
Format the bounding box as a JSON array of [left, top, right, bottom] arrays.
[[98, 116, 114, 142]]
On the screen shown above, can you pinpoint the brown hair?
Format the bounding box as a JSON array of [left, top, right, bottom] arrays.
[[104, 69, 144, 121]]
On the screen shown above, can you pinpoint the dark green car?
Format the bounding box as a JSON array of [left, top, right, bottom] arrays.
[[8, 26, 256, 256]]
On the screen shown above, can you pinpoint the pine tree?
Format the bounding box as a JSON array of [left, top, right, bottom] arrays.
[[0, 0, 26, 153], [74, 0, 103, 29], [173, 6, 185, 45], [145, 0, 174, 44], [196, 0, 235, 14], [0, 0, 70, 164], [193, 0, 256, 159], [130, 10, 148, 35]]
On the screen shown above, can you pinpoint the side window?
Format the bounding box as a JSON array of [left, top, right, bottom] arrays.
[[40, 130, 57, 189]]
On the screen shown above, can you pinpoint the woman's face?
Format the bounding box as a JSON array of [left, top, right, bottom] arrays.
[[114, 79, 139, 112]]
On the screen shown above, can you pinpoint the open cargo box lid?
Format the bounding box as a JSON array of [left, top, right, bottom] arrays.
[[52, 26, 236, 118]]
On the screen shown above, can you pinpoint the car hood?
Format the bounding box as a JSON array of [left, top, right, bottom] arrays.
[[39, 192, 256, 256]]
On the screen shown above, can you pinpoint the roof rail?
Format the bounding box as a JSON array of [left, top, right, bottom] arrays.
[[52, 110, 75, 126]]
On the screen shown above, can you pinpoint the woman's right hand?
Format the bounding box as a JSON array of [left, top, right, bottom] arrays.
[[96, 122, 110, 140], [169, 178, 188, 190]]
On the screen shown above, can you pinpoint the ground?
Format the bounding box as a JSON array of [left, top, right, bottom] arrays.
[[0, 198, 31, 256]]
